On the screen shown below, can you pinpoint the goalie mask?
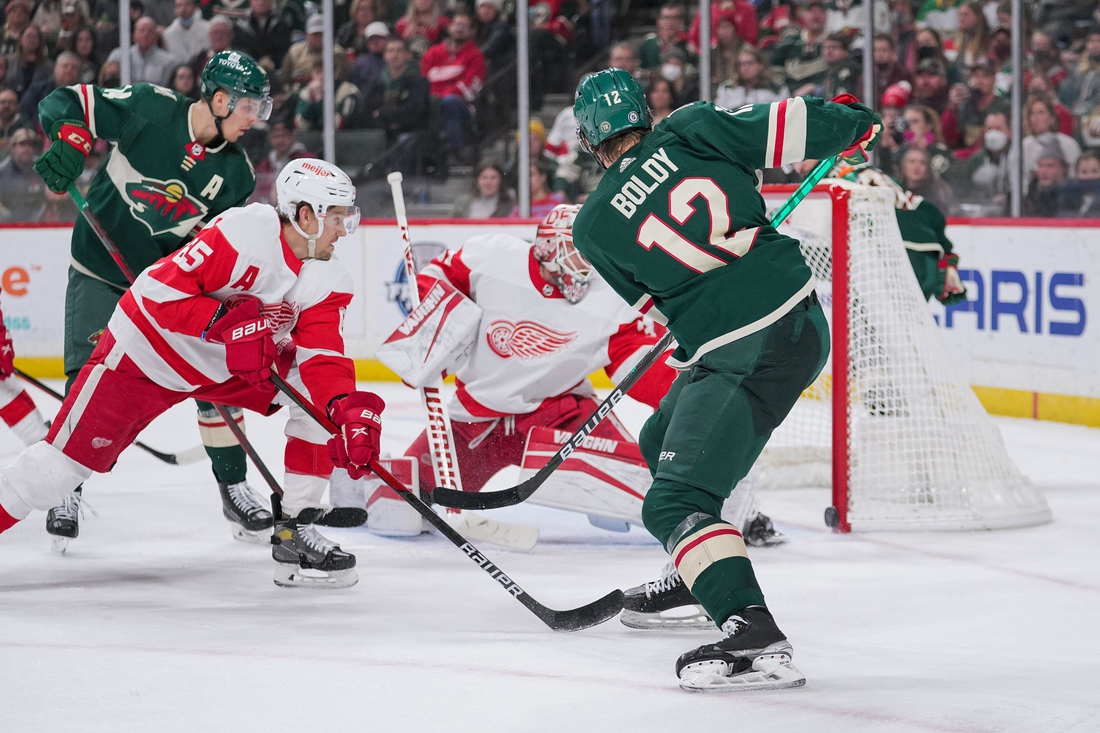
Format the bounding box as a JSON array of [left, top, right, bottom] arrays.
[[533, 204, 591, 304]]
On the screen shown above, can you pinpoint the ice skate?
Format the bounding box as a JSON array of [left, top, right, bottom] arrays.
[[271, 509, 358, 589], [45, 487, 97, 555], [219, 481, 274, 545], [620, 562, 712, 630], [743, 513, 787, 547], [676, 607, 806, 692]]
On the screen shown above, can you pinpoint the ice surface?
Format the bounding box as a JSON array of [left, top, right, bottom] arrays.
[[1, 383, 1098, 732]]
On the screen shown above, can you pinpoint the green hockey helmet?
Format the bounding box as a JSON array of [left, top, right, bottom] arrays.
[[200, 50, 272, 121], [574, 68, 651, 161]]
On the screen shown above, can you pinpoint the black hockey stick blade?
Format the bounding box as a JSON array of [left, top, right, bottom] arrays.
[[430, 155, 842, 512], [269, 373, 623, 632], [430, 329, 676, 510], [14, 367, 206, 466]]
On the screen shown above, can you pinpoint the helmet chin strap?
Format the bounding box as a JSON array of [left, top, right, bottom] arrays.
[[289, 218, 320, 258], [204, 97, 228, 145]]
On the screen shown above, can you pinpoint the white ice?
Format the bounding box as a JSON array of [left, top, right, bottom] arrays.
[[1, 382, 1098, 733]]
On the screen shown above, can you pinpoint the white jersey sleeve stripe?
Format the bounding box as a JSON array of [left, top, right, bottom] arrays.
[[780, 96, 808, 166]]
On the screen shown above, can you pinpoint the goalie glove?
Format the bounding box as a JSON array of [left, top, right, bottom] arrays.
[[376, 277, 483, 388], [936, 253, 967, 306], [203, 297, 277, 390], [328, 392, 385, 480], [34, 120, 93, 194], [831, 94, 883, 162]]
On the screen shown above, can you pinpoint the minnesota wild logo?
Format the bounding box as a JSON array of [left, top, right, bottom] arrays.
[[125, 178, 208, 236]]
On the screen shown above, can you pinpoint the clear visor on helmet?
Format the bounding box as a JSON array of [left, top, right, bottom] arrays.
[[232, 94, 274, 121], [320, 206, 361, 236]]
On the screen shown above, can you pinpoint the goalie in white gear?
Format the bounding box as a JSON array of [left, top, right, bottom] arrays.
[[368, 205, 785, 567]]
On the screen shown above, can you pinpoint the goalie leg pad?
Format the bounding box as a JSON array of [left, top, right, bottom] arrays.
[[365, 457, 424, 537]]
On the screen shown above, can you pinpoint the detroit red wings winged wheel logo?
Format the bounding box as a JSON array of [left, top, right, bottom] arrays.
[[486, 320, 577, 360]]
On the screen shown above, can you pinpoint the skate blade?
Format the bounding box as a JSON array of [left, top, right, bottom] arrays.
[[620, 606, 713, 630], [50, 536, 71, 555], [230, 524, 271, 545], [273, 565, 359, 589], [678, 655, 806, 692]]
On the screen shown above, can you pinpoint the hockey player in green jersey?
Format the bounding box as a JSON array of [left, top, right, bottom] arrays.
[[33, 51, 279, 551], [571, 69, 880, 691], [830, 159, 967, 305]]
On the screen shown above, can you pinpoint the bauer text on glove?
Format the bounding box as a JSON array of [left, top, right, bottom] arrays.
[[328, 392, 385, 480], [203, 298, 277, 390]]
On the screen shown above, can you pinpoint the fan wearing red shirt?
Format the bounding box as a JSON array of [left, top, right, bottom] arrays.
[[420, 11, 486, 157]]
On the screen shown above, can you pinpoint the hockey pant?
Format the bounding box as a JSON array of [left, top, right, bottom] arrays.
[[64, 267, 248, 484], [401, 393, 634, 497], [638, 295, 830, 629], [0, 329, 335, 532], [0, 374, 48, 447]]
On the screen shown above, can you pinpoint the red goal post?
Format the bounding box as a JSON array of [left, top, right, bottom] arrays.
[[758, 183, 1051, 533]]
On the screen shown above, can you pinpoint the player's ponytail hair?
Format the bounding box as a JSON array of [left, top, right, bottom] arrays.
[[591, 127, 648, 169]]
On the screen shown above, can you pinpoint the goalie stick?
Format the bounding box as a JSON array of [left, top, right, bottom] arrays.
[[430, 155, 841, 511], [14, 367, 207, 466], [386, 172, 539, 550], [270, 372, 623, 632]]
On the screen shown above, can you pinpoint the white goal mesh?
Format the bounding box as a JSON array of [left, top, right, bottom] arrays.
[[758, 183, 1052, 531]]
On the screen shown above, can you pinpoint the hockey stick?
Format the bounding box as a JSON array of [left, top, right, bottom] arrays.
[[14, 366, 207, 465], [430, 155, 840, 511], [270, 372, 623, 631], [386, 172, 539, 550], [212, 402, 282, 496]]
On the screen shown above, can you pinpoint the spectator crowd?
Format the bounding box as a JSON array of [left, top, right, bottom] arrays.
[[4, 0, 1100, 220]]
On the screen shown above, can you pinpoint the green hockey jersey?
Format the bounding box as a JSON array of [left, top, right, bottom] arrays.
[[572, 98, 875, 368], [39, 83, 257, 287]]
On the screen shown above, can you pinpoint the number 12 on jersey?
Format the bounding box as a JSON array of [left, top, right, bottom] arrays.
[[636, 178, 757, 274]]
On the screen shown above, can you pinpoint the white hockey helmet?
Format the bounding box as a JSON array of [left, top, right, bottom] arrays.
[[276, 159, 361, 256], [533, 203, 591, 303]]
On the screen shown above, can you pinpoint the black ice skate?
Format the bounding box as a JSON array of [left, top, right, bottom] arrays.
[[219, 481, 274, 545], [620, 562, 713, 630], [675, 607, 806, 692], [314, 506, 368, 528], [743, 513, 787, 547], [45, 486, 96, 555], [271, 509, 358, 589]]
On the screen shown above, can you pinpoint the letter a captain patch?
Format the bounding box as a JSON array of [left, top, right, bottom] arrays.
[[672, 522, 748, 590]]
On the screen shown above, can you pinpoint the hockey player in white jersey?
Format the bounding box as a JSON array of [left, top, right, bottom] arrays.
[[0, 159, 383, 589], [371, 204, 785, 622], [0, 308, 48, 449]]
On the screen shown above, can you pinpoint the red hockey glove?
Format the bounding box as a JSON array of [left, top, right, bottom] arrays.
[[936, 253, 968, 307], [831, 94, 883, 161], [204, 298, 277, 390], [327, 392, 385, 480], [0, 323, 14, 378]]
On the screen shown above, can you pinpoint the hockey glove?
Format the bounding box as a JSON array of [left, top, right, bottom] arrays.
[[936, 253, 968, 307], [34, 120, 93, 194], [0, 322, 13, 378], [327, 392, 385, 479], [831, 94, 883, 162], [203, 298, 277, 391]]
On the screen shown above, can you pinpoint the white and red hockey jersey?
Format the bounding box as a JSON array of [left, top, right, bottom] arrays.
[[417, 233, 676, 421], [107, 203, 356, 409]]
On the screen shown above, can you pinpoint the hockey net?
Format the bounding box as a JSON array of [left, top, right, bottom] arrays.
[[758, 182, 1051, 532]]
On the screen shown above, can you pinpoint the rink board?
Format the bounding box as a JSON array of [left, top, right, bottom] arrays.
[[1, 214, 1098, 425]]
